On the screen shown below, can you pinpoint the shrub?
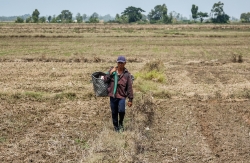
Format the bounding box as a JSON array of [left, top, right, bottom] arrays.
[[232, 54, 243, 63], [134, 60, 166, 83], [143, 60, 165, 72], [15, 17, 24, 23], [238, 55, 243, 63], [26, 17, 32, 23], [232, 54, 237, 62], [135, 70, 165, 83]]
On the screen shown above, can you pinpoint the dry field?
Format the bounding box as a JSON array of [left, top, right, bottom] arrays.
[[0, 23, 250, 162]]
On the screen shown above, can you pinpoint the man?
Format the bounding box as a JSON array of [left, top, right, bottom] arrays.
[[104, 56, 133, 132]]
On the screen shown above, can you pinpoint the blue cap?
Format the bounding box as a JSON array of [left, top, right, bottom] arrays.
[[117, 56, 126, 63]]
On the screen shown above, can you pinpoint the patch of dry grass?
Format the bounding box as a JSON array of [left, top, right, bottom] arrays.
[[0, 24, 250, 162]]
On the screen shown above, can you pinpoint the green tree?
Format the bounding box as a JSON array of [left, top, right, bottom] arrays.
[[197, 12, 208, 23], [56, 14, 62, 22], [240, 12, 250, 22], [168, 12, 173, 23], [15, 17, 24, 23], [50, 15, 56, 23], [99, 14, 113, 22], [191, 4, 198, 21], [120, 15, 129, 23], [39, 16, 46, 23], [171, 11, 180, 21], [211, 1, 230, 23], [60, 10, 73, 23], [215, 14, 230, 23], [121, 6, 145, 23], [148, 4, 171, 24], [26, 17, 32, 23], [114, 13, 128, 23], [48, 16, 52, 22], [211, 1, 224, 18], [115, 14, 120, 21], [32, 9, 40, 23], [89, 12, 99, 23], [148, 5, 165, 21], [141, 14, 147, 21], [76, 13, 83, 23], [82, 14, 87, 21], [162, 5, 169, 23], [51, 15, 57, 23]]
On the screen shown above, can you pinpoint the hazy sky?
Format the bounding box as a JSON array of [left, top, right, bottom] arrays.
[[1, 0, 249, 18]]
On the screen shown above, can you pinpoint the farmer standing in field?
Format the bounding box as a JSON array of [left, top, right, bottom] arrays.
[[104, 56, 133, 132]]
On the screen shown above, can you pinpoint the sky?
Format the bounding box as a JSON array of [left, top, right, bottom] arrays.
[[0, 0, 249, 19]]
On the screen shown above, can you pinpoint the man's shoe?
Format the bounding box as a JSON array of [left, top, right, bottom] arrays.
[[114, 126, 119, 132], [119, 125, 124, 132]]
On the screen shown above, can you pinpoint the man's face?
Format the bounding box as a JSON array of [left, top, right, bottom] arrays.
[[117, 62, 126, 69]]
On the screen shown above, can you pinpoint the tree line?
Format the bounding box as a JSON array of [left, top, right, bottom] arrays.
[[13, 10, 114, 23], [12, 1, 248, 24]]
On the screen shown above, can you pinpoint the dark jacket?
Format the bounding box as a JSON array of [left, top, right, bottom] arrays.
[[104, 67, 133, 102]]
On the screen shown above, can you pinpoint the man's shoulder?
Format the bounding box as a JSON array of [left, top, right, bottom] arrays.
[[124, 68, 130, 73], [124, 69, 131, 76], [124, 69, 134, 82]]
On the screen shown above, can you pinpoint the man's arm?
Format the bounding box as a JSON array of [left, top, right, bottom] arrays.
[[104, 67, 114, 83], [127, 74, 133, 107]]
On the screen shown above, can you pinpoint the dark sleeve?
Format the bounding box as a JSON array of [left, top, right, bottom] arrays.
[[104, 67, 113, 83], [127, 73, 133, 102]]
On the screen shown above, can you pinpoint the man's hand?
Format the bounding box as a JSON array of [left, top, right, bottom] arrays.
[[110, 67, 117, 75], [127, 101, 132, 107]]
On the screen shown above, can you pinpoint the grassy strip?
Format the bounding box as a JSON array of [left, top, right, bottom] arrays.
[[0, 91, 82, 102], [133, 60, 170, 99], [135, 70, 165, 83]]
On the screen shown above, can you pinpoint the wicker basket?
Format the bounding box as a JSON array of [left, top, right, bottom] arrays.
[[91, 72, 108, 97]]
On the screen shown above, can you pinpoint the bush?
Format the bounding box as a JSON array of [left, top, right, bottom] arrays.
[[39, 16, 46, 23], [238, 55, 243, 63], [143, 60, 165, 72], [15, 17, 24, 23], [135, 70, 165, 83], [134, 60, 167, 94], [26, 17, 32, 23], [134, 60, 166, 83]]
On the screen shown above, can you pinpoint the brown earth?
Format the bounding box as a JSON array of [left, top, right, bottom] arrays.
[[0, 24, 250, 162]]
